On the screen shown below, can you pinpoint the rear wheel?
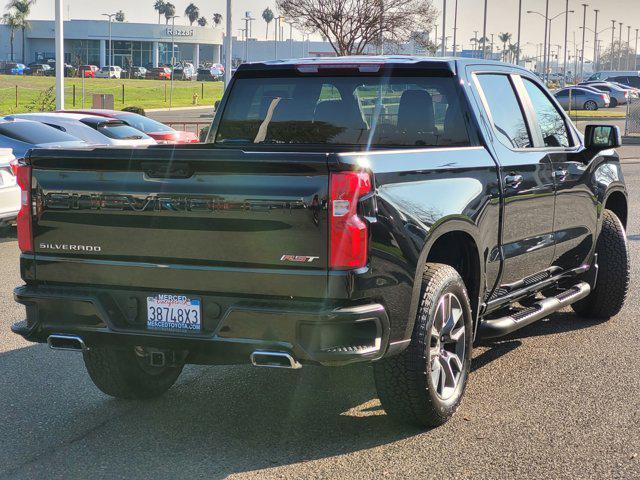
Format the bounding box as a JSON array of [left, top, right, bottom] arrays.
[[572, 209, 629, 319], [584, 100, 598, 111], [373, 263, 473, 428], [83, 346, 184, 399], [609, 98, 618, 108]]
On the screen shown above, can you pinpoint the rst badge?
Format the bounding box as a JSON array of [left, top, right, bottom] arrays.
[[280, 254, 319, 263]]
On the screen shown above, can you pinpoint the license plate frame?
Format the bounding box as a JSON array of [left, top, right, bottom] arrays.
[[146, 294, 201, 331]]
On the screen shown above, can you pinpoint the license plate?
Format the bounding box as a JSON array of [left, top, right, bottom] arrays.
[[147, 294, 201, 331]]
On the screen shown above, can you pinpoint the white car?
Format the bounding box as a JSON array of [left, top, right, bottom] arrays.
[[96, 65, 122, 79], [0, 148, 20, 226], [9, 113, 157, 147]]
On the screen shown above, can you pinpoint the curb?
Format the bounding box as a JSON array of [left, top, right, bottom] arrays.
[[145, 105, 216, 113], [622, 136, 640, 145]]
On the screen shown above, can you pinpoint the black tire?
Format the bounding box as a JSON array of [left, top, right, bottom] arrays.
[[584, 100, 598, 111], [373, 263, 473, 428], [83, 346, 184, 399], [609, 98, 618, 108], [572, 209, 629, 319]]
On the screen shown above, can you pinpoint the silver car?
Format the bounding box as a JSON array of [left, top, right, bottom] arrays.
[[579, 82, 629, 107], [554, 87, 610, 111], [0, 148, 19, 226]]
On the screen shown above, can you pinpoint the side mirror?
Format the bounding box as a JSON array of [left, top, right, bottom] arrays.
[[584, 124, 621, 151]]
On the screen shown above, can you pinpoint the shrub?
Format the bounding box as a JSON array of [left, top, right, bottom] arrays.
[[122, 106, 146, 116]]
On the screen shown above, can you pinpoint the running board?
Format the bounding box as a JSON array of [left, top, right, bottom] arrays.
[[478, 282, 591, 339]]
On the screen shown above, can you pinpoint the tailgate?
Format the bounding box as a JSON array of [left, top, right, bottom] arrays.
[[29, 147, 329, 298]]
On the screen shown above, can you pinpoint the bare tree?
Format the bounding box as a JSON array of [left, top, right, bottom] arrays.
[[275, 0, 437, 56]]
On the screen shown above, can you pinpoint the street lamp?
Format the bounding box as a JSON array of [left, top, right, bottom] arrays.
[[167, 14, 179, 109], [579, 4, 588, 82], [55, 0, 64, 110], [618, 22, 623, 70], [224, 0, 232, 88], [101, 13, 116, 67], [580, 24, 613, 73], [481, 0, 488, 59], [452, 0, 459, 57], [527, 9, 574, 84], [441, 0, 447, 57]]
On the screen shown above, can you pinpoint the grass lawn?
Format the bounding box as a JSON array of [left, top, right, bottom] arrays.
[[566, 109, 627, 119], [0, 75, 224, 114]]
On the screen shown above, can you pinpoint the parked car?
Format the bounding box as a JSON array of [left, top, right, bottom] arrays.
[[1, 62, 26, 75], [578, 82, 629, 107], [79, 65, 99, 78], [0, 117, 88, 159], [172, 63, 197, 81], [0, 148, 19, 226], [146, 67, 172, 80], [129, 66, 147, 79], [11, 57, 629, 429], [7, 113, 156, 147], [554, 86, 610, 110], [47, 61, 76, 77], [95, 66, 122, 79], [59, 109, 199, 144], [586, 70, 640, 83], [606, 74, 640, 89], [24, 63, 52, 76]]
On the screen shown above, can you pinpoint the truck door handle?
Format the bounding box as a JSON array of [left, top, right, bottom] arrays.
[[554, 169, 568, 181], [504, 174, 523, 188]]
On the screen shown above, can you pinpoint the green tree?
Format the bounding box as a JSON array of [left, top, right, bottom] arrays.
[[1, 11, 20, 61], [197, 16, 207, 27], [184, 3, 199, 26], [212, 13, 222, 27], [115, 10, 125, 22], [153, 0, 166, 24], [7, 0, 36, 64], [164, 2, 176, 24], [498, 32, 512, 61], [262, 7, 274, 40]]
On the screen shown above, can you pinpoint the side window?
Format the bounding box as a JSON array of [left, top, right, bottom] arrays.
[[475, 74, 531, 149], [522, 78, 571, 148]]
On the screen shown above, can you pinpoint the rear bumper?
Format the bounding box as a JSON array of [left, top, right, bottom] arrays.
[[12, 284, 391, 367]]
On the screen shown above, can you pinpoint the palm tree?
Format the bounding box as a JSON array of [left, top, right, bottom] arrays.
[[153, 0, 166, 24], [498, 32, 512, 62], [212, 13, 222, 28], [7, 0, 36, 64], [262, 7, 274, 40], [1, 11, 20, 61], [197, 16, 207, 27], [507, 43, 519, 64], [184, 3, 199, 26], [163, 2, 176, 24], [115, 10, 125, 22]]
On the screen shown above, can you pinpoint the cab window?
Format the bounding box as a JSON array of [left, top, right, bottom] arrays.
[[522, 78, 571, 148]]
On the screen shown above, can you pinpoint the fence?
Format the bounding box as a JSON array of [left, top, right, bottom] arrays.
[[625, 98, 640, 136]]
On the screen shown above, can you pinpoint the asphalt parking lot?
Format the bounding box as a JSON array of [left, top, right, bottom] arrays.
[[1, 162, 639, 480]]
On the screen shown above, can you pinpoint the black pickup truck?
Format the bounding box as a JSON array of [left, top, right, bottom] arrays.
[[12, 57, 630, 428]]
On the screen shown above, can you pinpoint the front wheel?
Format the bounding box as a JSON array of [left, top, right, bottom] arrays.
[[83, 346, 184, 399], [573, 209, 629, 319], [373, 263, 473, 428]]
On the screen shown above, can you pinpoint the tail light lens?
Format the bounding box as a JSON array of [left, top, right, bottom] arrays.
[[16, 163, 33, 253], [329, 171, 372, 270], [9, 158, 18, 176]]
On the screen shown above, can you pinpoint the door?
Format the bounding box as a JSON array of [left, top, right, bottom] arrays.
[[471, 71, 557, 286], [519, 77, 597, 271]]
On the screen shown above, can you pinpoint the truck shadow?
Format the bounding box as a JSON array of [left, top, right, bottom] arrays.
[[0, 225, 16, 244], [0, 310, 608, 478]]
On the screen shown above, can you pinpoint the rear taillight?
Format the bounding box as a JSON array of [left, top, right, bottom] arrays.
[[16, 163, 33, 253], [329, 171, 372, 270], [9, 158, 18, 176]]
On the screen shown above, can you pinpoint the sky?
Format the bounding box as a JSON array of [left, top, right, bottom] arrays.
[[22, 0, 640, 60]]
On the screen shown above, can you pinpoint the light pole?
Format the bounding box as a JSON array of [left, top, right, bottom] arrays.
[[242, 12, 254, 62], [101, 13, 116, 67], [516, 0, 522, 65], [224, 0, 232, 88], [626, 25, 631, 70], [55, 0, 64, 110], [481, 0, 488, 59], [578, 4, 587, 81], [452, 0, 459, 57], [593, 9, 599, 72], [441, 0, 447, 57], [543, 0, 549, 81], [168, 15, 179, 109], [610, 20, 616, 70], [618, 22, 623, 70], [528, 8, 573, 84], [636, 29, 639, 70]]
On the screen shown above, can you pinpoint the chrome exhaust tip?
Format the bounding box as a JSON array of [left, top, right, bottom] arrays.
[[250, 351, 301, 369], [47, 334, 88, 352]]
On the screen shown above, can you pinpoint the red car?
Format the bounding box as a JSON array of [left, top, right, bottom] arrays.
[[79, 65, 98, 78], [145, 67, 172, 80], [59, 109, 199, 144]]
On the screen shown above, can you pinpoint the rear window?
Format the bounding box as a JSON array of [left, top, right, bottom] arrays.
[[0, 121, 79, 144], [93, 122, 149, 140], [116, 114, 173, 133], [214, 75, 470, 148]]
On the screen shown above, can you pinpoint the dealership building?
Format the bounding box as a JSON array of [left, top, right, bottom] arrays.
[[0, 19, 223, 67]]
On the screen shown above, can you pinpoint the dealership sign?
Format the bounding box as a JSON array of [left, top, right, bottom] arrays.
[[166, 27, 194, 37]]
